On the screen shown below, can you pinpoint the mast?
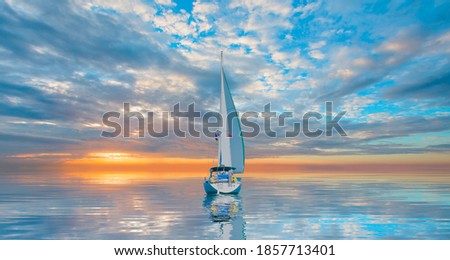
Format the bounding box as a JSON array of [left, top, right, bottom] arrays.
[[218, 51, 224, 167]]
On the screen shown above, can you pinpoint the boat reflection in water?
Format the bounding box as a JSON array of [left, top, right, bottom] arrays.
[[203, 194, 246, 239]]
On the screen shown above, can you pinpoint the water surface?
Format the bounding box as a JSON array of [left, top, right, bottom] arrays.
[[0, 171, 449, 239]]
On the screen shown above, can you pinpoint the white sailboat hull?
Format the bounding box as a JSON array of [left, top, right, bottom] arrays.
[[204, 180, 242, 194]]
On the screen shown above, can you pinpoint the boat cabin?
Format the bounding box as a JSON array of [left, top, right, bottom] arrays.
[[210, 166, 235, 174], [209, 166, 236, 183]]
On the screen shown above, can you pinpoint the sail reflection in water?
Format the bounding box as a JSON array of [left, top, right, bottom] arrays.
[[203, 194, 246, 239]]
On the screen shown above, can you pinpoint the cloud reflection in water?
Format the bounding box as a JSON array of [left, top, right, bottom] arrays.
[[0, 171, 449, 239]]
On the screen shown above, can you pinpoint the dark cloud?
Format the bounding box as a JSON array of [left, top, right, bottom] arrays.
[[237, 115, 450, 157], [0, 132, 80, 145], [347, 116, 450, 141], [0, 1, 170, 70], [317, 76, 383, 100], [426, 143, 450, 151], [0, 132, 81, 155], [383, 69, 450, 100], [1, 82, 67, 119]]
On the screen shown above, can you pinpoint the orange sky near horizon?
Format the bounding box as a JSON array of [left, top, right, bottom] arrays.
[[4, 151, 448, 175]]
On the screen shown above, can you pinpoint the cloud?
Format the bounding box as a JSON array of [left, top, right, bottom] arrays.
[[308, 50, 325, 59], [346, 116, 450, 142], [154, 0, 175, 7], [294, 1, 321, 19], [383, 68, 450, 100], [0, 81, 80, 120], [0, 132, 81, 156], [77, 0, 156, 22], [0, 0, 449, 159], [309, 40, 326, 49], [426, 143, 450, 151]]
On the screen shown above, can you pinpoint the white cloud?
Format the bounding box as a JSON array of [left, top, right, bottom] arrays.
[[229, 0, 293, 16], [331, 69, 356, 79], [366, 112, 394, 124], [294, 1, 321, 19], [272, 50, 313, 69], [375, 27, 424, 67], [193, 1, 219, 18], [309, 49, 325, 59], [309, 40, 326, 49], [128, 68, 197, 94], [192, 1, 219, 33], [352, 57, 375, 69], [153, 9, 196, 37], [154, 0, 175, 6], [424, 29, 450, 55], [27, 79, 72, 95], [340, 95, 376, 118], [78, 0, 156, 22]]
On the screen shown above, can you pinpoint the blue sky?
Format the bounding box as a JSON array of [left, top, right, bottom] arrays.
[[0, 0, 449, 160]]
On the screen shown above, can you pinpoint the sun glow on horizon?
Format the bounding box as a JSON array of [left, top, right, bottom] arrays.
[[86, 152, 139, 161], [4, 151, 450, 166]]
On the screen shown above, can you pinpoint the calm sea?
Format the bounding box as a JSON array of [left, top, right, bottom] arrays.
[[0, 171, 449, 239]]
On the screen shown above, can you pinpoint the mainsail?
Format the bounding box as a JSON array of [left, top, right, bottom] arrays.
[[218, 52, 245, 173]]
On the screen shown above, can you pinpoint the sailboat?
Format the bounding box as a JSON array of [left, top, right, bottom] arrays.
[[203, 52, 245, 194]]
